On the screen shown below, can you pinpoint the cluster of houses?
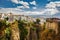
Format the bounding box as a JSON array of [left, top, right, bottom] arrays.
[[0, 13, 37, 22], [0, 13, 60, 34]]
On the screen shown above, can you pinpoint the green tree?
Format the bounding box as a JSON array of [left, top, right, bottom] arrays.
[[36, 18, 40, 24], [18, 20, 28, 40]]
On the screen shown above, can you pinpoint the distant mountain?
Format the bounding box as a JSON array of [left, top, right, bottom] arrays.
[[27, 15, 53, 18], [27, 13, 60, 18], [54, 13, 60, 16], [53, 13, 60, 18]]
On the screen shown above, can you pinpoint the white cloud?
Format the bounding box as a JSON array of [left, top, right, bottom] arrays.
[[19, 1, 29, 5], [0, 8, 44, 15], [23, 5, 29, 8], [45, 1, 60, 15], [11, 0, 29, 5], [54, 1, 60, 7], [0, 8, 58, 15], [11, 0, 30, 8], [17, 5, 29, 9], [25, 1, 60, 15], [30, 1, 36, 5], [19, 1, 29, 8], [0, 1, 60, 16], [33, 7, 37, 9], [0, 8, 23, 14], [24, 11, 44, 15], [46, 1, 60, 8], [46, 2, 56, 8], [44, 8, 59, 15], [11, 0, 19, 4], [17, 6, 24, 9]]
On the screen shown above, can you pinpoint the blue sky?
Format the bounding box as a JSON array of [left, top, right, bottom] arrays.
[[0, 0, 60, 17]]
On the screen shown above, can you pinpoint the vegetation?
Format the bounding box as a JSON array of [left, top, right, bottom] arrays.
[[18, 20, 28, 40], [0, 18, 60, 40], [0, 20, 10, 40], [36, 18, 40, 24]]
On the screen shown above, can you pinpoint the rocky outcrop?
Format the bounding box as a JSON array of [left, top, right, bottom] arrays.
[[10, 21, 20, 40]]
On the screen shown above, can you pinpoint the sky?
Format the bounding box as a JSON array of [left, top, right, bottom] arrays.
[[0, 0, 60, 17]]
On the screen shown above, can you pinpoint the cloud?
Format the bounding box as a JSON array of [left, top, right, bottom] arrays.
[[11, 0, 19, 4], [33, 7, 37, 9], [25, 1, 60, 15], [46, 1, 60, 9], [0, 1, 60, 16], [54, 1, 60, 7], [19, 1, 29, 8], [17, 6, 29, 9], [44, 8, 59, 15], [0, 8, 44, 15], [0, 8, 24, 14], [11, 0, 37, 9], [11, 0, 29, 5], [44, 1, 60, 15], [19, 1, 29, 5], [22, 1, 60, 15], [17, 6, 24, 9], [24, 11, 44, 15], [45, 2, 56, 8], [11, 0, 30, 8], [30, 1, 36, 5]]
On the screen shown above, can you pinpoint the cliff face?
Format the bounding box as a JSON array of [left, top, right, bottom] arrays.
[[55, 22, 60, 40], [0, 18, 60, 40], [45, 22, 58, 34], [10, 21, 20, 40]]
